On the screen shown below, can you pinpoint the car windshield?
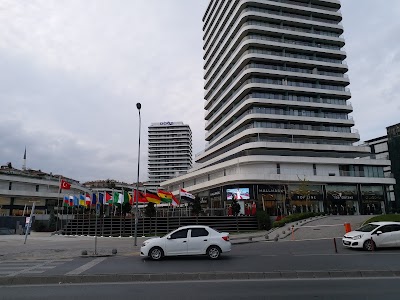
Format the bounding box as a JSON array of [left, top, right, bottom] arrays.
[[356, 224, 380, 232]]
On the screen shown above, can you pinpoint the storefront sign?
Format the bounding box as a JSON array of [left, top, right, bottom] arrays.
[[159, 121, 174, 126], [258, 185, 285, 194], [327, 192, 356, 201], [210, 190, 221, 197], [362, 194, 384, 201], [291, 194, 323, 201]]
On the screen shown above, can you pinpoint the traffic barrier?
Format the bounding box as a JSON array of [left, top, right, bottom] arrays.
[[344, 222, 352, 233]]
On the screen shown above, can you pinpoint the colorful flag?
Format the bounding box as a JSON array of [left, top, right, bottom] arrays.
[[99, 193, 104, 205], [113, 192, 120, 205], [85, 193, 91, 206], [92, 193, 97, 205], [73, 195, 79, 207], [157, 189, 174, 204], [105, 192, 113, 205], [145, 190, 161, 204], [69, 195, 74, 207], [133, 189, 148, 203], [180, 188, 195, 202], [118, 193, 124, 205], [128, 192, 133, 205], [124, 191, 129, 204], [60, 179, 71, 190], [79, 194, 86, 207], [63, 196, 69, 207]]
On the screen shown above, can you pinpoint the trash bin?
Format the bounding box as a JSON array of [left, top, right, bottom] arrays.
[[344, 222, 352, 233]]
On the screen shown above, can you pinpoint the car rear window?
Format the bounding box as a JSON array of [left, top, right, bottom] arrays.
[[191, 228, 209, 237]]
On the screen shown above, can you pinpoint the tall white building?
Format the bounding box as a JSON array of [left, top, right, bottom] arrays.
[[146, 122, 192, 191], [162, 0, 395, 216]]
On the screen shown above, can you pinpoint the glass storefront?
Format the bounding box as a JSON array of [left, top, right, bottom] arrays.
[[361, 185, 384, 215], [326, 185, 358, 215], [288, 185, 324, 214], [257, 185, 286, 216]]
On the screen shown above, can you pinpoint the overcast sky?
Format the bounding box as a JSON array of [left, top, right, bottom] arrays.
[[0, 0, 399, 184]]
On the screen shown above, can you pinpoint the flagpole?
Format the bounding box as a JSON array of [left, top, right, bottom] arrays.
[[94, 191, 99, 255], [155, 204, 157, 237], [119, 189, 123, 238], [88, 194, 91, 237], [66, 199, 69, 235], [55, 176, 62, 234], [75, 197, 79, 236], [178, 187, 181, 227], [81, 197, 85, 236]]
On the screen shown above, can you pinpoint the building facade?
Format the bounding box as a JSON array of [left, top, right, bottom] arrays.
[[161, 0, 395, 216], [145, 122, 192, 191], [365, 123, 400, 212], [0, 164, 89, 216]]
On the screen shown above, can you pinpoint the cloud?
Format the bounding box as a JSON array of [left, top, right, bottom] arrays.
[[0, 0, 398, 184]]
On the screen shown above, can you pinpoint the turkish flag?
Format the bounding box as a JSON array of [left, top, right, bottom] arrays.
[[60, 179, 71, 190]]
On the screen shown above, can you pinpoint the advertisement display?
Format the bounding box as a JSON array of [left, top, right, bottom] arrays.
[[226, 188, 250, 200]]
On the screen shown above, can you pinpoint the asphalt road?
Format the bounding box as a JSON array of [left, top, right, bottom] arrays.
[[2, 239, 400, 278], [2, 278, 400, 300]]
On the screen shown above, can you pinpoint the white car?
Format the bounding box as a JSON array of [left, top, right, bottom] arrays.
[[342, 221, 400, 251], [140, 225, 231, 260]]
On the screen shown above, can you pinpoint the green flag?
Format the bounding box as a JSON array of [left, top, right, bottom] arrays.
[[113, 192, 119, 205], [124, 191, 129, 204]]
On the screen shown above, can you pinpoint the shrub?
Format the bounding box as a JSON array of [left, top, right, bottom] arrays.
[[256, 211, 271, 230], [272, 212, 322, 228]]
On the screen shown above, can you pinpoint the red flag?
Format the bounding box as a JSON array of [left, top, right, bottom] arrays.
[[105, 192, 113, 205], [133, 189, 148, 203], [60, 179, 71, 190]]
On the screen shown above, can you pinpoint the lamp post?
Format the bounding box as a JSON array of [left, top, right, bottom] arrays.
[[134, 102, 142, 246]]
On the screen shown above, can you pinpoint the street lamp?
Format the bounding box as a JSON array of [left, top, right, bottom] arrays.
[[134, 102, 141, 246]]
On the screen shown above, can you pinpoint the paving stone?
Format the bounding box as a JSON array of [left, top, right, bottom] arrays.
[[149, 273, 167, 281], [296, 271, 315, 278], [329, 271, 346, 278], [313, 271, 330, 278]]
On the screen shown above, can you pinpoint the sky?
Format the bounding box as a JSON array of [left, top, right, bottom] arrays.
[[0, 0, 399, 184]]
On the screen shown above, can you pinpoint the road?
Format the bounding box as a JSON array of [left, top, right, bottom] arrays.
[[2, 239, 400, 279], [2, 278, 400, 299]]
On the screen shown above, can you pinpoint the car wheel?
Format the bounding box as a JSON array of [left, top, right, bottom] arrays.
[[207, 245, 221, 259], [149, 247, 164, 260], [363, 239, 376, 251]]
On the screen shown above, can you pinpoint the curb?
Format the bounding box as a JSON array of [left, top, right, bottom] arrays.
[[1, 269, 399, 285]]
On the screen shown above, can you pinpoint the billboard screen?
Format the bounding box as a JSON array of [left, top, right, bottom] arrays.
[[226, 188, 250, 200]]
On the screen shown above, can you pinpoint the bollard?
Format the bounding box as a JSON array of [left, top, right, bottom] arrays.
[[333, 238, 338, 253], [291, 226, 294, 241]]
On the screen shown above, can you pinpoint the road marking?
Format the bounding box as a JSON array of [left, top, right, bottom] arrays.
[[6, 260, 55, 277], [260, 255, 278, 257], [294, 252, 400, 257], [65, 257, 107, 275]]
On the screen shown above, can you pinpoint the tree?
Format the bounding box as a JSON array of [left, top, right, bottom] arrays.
[[144, 203, 156, 235], [297, 176, 311, 213], [191, 197, 202, 216], [232, 199, 241, 216], [232, 199, 241, 232], [48, 209, 57, 231]]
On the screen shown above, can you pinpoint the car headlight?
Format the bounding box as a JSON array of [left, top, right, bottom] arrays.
[[352, 234, 363, 240]]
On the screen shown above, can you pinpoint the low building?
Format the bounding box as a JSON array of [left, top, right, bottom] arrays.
[[364, 123, 400, 212], [0, 164, 89, 216]]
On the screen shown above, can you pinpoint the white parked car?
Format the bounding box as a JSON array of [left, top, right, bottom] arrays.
[[140, 225, 231, 260], [342, 221, 400, 251]]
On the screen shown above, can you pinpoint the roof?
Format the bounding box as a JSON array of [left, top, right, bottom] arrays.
[[369, 221, 400, 225]]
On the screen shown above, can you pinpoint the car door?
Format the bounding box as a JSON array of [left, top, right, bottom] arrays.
[[165, 229, 189, 256], [389, 224, 400, 247], [372, 225, 393, 247], [188, 228, 210, 255]]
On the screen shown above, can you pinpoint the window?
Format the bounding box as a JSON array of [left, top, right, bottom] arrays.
[[378, 225, 393, 234], [191, 228, 209, 237], [36, 185, 39, 192], [313, 164, 317, 175], [170, 229, 188, 239], [277, 164, 281, 175], [9, 182, 12, 190]]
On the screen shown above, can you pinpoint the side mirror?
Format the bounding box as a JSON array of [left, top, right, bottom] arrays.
[[376, 231, 382, 236], [167, 236, 171, 240]]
